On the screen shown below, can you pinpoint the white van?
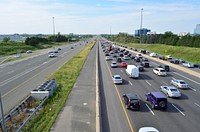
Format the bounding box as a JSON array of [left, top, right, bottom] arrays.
[[125, 65, 139, 78]]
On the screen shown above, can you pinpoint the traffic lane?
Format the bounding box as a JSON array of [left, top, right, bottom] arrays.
[[99, 47, 132, 132], [0, 43, 79, 80], [1, 44, 86, 114], [0, 44, 83, 90], [104, 59, 200, 131]]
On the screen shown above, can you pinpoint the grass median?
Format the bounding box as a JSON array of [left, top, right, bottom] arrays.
[[22, 41, 96, 132]]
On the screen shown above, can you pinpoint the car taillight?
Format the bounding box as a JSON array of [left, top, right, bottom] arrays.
[[138, 100, 140, 105], [128, 100, 130, 106]]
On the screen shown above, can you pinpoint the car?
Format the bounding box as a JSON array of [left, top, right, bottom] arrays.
[[48, 50, 54, 54], [141, 62, 150, 67], [112, 75, 123, 84], [194, 63, 200, 68], [122, 93, 140, 110], [123, 55, 129, 60], [128, 53, 132, 57], [48, 53, 56, 58], [145, 92, 168, 110], [57, 48, 61, 50], [54, 50, 59, 53], [141, 57, 148, 62], [170, 79, 189, 89], [160, 86, 181, 98], [110, 61, 118, 68], [112, 54, 117, 58], [105, 56, 112, 61], [26, 50, 32, 53], [137, 65, 144, 72], [182, 62, 194, 68], [138, 127, 159, 132], [149, 52, 157, 57], [166, 55, 172, 59], [178, 58, 185, 63], [105, 53, 110, 56], [134, 57, 141, 62], [170, 59, 179, 64], [153, 68, 167, 76], [159, 56, 167, 60], [116, 57, 122, 62], [119, 53, 124, 57], [71, 46, 74, 49], [120, 62, 128, 68], [141, 49, 146, 54], [158, 65, 170, 72], [124, 51, 129, 55], [136, 53, 142, 58]]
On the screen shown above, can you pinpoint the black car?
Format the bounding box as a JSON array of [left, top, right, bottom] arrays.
[[158, 65, 170, 72], [137, 66, 144, 72], [116, 57, 122, 62], [141, 57, 148, 62], [170, 59, 179, 64], [122, 93, 140, 110], [134, 57, 141, 62], [141, 62, 150, 67]]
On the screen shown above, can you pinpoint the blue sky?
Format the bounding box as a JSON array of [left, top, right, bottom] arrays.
[[0, 0, 200, 34]]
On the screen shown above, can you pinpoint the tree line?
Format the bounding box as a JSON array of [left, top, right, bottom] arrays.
[[105, 32, 200, 48]]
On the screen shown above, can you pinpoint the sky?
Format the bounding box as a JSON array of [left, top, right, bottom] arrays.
[[0, 0, 200, 35]]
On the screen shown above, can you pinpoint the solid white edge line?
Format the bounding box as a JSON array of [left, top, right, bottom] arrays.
[[172, 72, 200, 85], [194, 102, 200, 108], [128, 81, 133, 86], [145, 80, 152, 86], [145, 104, 155, 115], [172, 103, 185, 116]]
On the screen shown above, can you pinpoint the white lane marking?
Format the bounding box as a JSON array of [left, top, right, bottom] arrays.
[[189, 86, 196, 91], [145, 80, 151, 86], [172, 77, 176, 80], [195, 103, 200, 108], [43, 61, 48, 64], [151, 62, 159, 66], [120, 70, 123, 73], [162, 81, 168, 85], [172, 104, 185, 116], [7, 70, 14, 74], [145, 104, 155, 115], [172, 72, 200, 85], [128, 81, 133, 86]]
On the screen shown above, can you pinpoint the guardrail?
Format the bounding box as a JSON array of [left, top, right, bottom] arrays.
[[0, 78, 57, 131]]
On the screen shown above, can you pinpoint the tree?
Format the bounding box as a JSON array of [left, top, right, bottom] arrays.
[[3, 37, 10, 43]]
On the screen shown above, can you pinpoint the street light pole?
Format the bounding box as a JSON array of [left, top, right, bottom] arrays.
[[52, 17, 55, 36], [0, 93, 6, 132], [140, 8, 143, 44]]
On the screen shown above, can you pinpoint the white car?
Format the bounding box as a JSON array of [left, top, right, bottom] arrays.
[[138, 127, 159, 132], [48, 53, 56, 58], [105, 56, 112, 61], [182, 62, 194, 68], [26, 50, 32, 53], [110, 61, 118, 68], [167, 55, 172, 59], [123, 55, 129, 60], [149, 52, 157, 57], [160, 86, 181, 98], [112, 75, 123, 84], [136, 53, 142, 58], [153, 68, 167, 76], [170, 79, 189, 89]]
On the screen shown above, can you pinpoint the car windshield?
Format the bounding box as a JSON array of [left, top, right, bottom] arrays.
[[160, 70, 165, 72]]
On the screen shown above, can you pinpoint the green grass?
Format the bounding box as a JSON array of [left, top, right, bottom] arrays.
[[22, 40, 96, 132], [121, 43, 200, 63]]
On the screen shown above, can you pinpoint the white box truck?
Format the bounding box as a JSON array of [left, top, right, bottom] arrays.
[[125, 65, 139, 78]]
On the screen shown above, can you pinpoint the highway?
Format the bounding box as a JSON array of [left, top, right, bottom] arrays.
[[98, 39, 200, 132], [0, 41, 89, 114]]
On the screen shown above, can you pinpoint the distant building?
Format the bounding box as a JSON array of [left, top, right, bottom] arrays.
[[178, 32, 189, 37], [135, 28, 151, 37], [194, 24, 200, 35]]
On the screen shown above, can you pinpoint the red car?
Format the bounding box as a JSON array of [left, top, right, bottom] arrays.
[[120, 62, 128, 67]]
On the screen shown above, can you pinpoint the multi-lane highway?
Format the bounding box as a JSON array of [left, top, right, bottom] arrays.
[[98, 39, 200, 132], [0, 41, 89, 114]]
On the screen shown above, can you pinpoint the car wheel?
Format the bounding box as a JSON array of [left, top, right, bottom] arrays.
[[126, 105, 129, 110], [159, 101, 166, 108], [146, 97, 148, 101], [167, 93, 169, 97]]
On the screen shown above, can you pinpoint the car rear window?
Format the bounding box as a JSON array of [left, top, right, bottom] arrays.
[[115, 77, 121, 79], [160, 70, 165, 72], [180, 81, 186, 84], [130, 99, 138, 103], [170, 89, 178, 92]]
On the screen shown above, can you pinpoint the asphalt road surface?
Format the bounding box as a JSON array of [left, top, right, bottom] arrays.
[[98, 39, 200, 132], [0, 41, 89, 115]]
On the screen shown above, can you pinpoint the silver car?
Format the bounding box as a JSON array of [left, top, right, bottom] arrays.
[[110, 61, 118, 68], [160, 86, 181, 98], [170, 79, 189, 89], [112, 75, 123, 84]]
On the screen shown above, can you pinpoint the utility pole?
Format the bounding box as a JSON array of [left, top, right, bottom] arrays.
[[52, 17, 55, 36], [0, 93, 6, 132], [140, 8, 143, 44], [110, 26, 111, 41]]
